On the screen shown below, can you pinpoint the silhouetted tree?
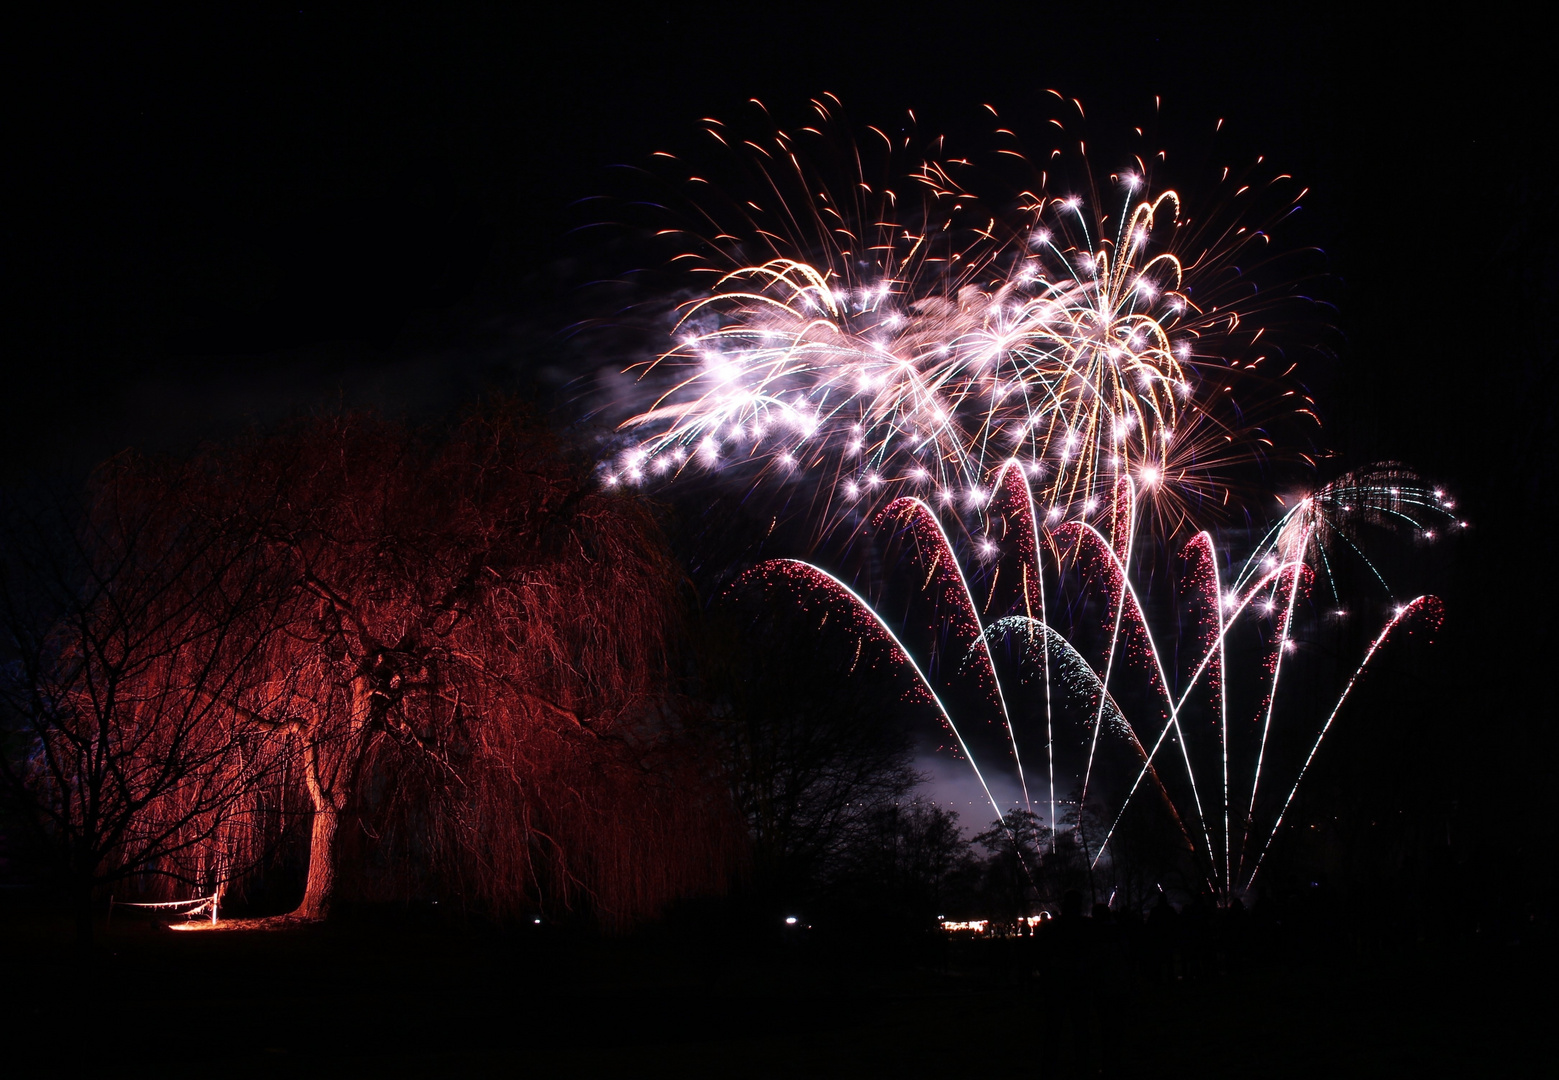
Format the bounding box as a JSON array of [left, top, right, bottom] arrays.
[[704, 593, 922, 901], [974, 809, 1049, 920], [834, 799, 977, 928], [0, 466, 292, 942]]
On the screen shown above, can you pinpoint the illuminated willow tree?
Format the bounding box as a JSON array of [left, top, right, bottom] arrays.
[[203, 405, 733, 924], [3, 405, 731, 929]]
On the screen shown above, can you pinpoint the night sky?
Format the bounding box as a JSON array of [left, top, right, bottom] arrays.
[[8, 7, 1554, 896]]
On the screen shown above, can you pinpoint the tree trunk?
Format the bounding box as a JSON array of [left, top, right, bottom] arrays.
[[293, 803, 339, 920], [289, 721, 345, 922]]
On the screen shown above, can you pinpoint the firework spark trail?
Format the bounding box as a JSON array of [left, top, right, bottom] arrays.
[[741, 456, 1447, 898], [1197, 532, 1232, 890], [989, 459, 1059, 847], [742, 558, 1008, 823], [1247, 595, 1444, 886], [880, 496, 1029, 805], [983, 614, 1202, 876], [1060, 513, 1218, 873], [1238, 548, 1309, 883], [1089, 557, 1291, 887]]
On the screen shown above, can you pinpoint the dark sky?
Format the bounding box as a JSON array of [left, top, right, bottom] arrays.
[[6, 4, 1554, 895], [8, 7, 1550, 469]]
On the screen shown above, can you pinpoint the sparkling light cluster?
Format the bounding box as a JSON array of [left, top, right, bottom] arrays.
[[608, 95, 1307, 542], [610, 98, 1457, 897]]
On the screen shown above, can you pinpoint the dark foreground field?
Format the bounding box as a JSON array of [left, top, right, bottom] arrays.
[[0, 907, 1548, 1078]]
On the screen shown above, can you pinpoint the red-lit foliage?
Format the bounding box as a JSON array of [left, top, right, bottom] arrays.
[[210, 405, 736, 925], [0, 460, 292, 938], [6, 404, 736, 929]]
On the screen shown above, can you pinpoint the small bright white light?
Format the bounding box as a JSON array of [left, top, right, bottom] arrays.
[[938, 488, 956, 504], [1261, 602, 1275, 615], [1140, 466, 1160, 486], [843, 482, 860, 499], [1047, 506, 1063, 520], [1085, 498, 1099, 513], [866, 472, 884, 487], [1224, 591, 1240, 609], [980, 539, 998, 556], [1283, 640, 1297, 654], [785, 916, 798, 925]]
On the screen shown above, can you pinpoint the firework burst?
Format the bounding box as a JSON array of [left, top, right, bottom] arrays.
[[736, 465, 1450, 896], [603, 96, 1455, 899], [606, 95, 1315, 546]]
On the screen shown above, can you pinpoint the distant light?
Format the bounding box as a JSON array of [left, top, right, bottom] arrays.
[[785, 916, 798, 925], [533, 918, 542, 925]]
